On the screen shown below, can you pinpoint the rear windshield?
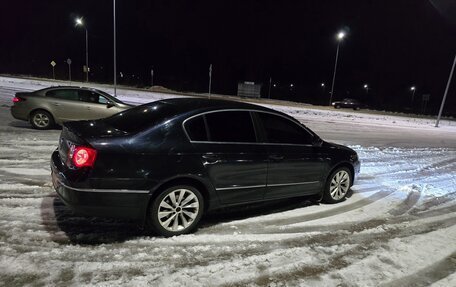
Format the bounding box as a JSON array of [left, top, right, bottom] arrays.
[[103, 102, 179, 134]]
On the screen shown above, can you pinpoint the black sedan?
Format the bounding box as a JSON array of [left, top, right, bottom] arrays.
[[331, 98, 364, 110], [51, 98, 360, 237]]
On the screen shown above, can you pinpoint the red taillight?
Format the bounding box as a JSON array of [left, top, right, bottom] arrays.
[[13, 96, 25, 103], [69, 146, 97, 168]]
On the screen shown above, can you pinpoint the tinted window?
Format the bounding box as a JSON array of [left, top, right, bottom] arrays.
[[205, 111, 256, 143], [46, 89, 79, 101], [103, 102, 179, 134], [257, 112, 313, 144], [185, 116, 208, 141]]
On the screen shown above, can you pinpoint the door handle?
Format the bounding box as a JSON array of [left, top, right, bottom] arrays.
[[52, 102, 61, 106], [202, 154, 219, 164], [269, 154, 284, 161]]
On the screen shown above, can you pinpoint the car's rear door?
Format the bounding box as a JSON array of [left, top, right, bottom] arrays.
[[253, 112, 326, 199], [44, 89, 84, 122], [185, 110, 268, 205]]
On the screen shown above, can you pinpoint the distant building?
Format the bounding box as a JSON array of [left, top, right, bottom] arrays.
[[237, 81, 262, 98]]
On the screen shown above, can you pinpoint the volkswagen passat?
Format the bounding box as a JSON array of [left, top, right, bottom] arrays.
[[51, 98, 360, 237], [11, 86, 132, 129]]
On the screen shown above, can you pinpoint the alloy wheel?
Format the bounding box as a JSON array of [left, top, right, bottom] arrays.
[[329, 170, 350, 201], [33, 113, 50, 128], [157, 188, 200, 232]]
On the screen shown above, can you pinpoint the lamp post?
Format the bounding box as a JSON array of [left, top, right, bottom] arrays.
[[329, 31, 346, 105], [75, 18, 89, 82], [410, 86, 416, 104], [363, 84, 369, 95], [321, 82, 326, 96], [113, 0, 117, 97]]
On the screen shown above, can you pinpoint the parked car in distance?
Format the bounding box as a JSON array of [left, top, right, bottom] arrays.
[[331, 98, 365, 110], [11, 86, 132, 129], [51, 98, 360, 237]]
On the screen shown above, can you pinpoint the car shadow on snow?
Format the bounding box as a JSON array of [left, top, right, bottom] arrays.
[[8, 120, 62, 130], [42, 191, 352, 245], [41, 195, 146, 245]]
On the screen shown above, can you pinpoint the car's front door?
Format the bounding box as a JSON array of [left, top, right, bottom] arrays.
[[254, 112, 327, 199], [185, 110, 268, 205], [78, 90, 122, 120]]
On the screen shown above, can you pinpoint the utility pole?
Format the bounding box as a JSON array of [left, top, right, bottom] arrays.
[[113, 0, 117, 97], [151, 68, 154, 87], [208, 64, 212, 99], [268, 77, 272, 99], [436, 53, 456, 127], [66, 58, 72, 82]]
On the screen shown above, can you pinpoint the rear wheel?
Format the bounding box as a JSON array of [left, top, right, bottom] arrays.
[[30, 110, 54, 129], [323, 167, 351, 203], [148, 185, 204, 237], [334, 105, 341, 109]]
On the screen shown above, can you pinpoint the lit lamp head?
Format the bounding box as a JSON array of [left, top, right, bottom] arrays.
[[75, 18, 83, 26], [364, 84, 368, 89], [337, 31, 346, 41], [410, 86, 416, 91]]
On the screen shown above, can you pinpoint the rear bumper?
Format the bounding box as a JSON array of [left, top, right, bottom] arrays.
[[51, 150, 149, 220], [10, 105, 28, 121]]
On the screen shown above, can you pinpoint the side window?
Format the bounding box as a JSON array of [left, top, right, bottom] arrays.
[[205, 111, 256, 143], [46, 89, 79, 101], [79, 90, 103, 104], [185, 116, 208, 141], [257, 112, 313, 145], [98, 95, 109, 104]]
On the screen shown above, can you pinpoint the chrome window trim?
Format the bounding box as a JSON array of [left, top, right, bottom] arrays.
[[182, 108, 314, 147], [216, 184, 266, 191], [267, 181, 320, 187], [56, 178, 149, 194], [215, 181, 320, 191]]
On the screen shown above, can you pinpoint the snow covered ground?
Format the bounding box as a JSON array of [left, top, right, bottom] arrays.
[[0, 76, 455, 286]]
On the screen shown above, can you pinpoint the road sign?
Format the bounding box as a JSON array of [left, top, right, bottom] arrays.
[[66, 58, 72, 65], [50, 61, 56, 67]]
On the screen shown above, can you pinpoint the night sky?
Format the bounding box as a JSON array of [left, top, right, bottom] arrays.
[[2, 0, 456, 115]]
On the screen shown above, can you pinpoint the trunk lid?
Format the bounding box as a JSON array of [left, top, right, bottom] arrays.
[[59, 120, 127, 165]]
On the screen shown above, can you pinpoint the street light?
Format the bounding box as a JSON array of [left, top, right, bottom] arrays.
[[75, 17, 89, 82], [410, 86, 416, 104], [364, 84, 369, 95], [329, 31, 346, 105]]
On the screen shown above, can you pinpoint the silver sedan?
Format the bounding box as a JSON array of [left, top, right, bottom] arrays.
[[10, 86, 132, 129]]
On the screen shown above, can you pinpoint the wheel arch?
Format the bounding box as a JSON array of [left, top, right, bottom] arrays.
[[326, 161, 355, 186], [141, 175, 215, 226], [29, 108, 55, 121]]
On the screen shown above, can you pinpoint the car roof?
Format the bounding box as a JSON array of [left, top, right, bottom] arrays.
[[152, 97, 277, 115], [37, 86, 102, 93]]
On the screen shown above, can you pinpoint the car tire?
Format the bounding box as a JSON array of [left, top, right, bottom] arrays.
[[323, 167, 351, 204], [335, 105, 340, 109], [148, 185, 204, 237], [30, 110, 54, 130], [353, 107, 360, 110]]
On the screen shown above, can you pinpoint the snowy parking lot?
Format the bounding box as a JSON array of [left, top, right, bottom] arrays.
[[0, 77, 455, 286]]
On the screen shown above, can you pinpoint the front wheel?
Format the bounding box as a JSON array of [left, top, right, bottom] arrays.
[[323, 167, 351, 203], [147, 185, 204, 237]]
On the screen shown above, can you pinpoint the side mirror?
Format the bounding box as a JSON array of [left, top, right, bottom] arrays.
[[107, 101, 115, 108]]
